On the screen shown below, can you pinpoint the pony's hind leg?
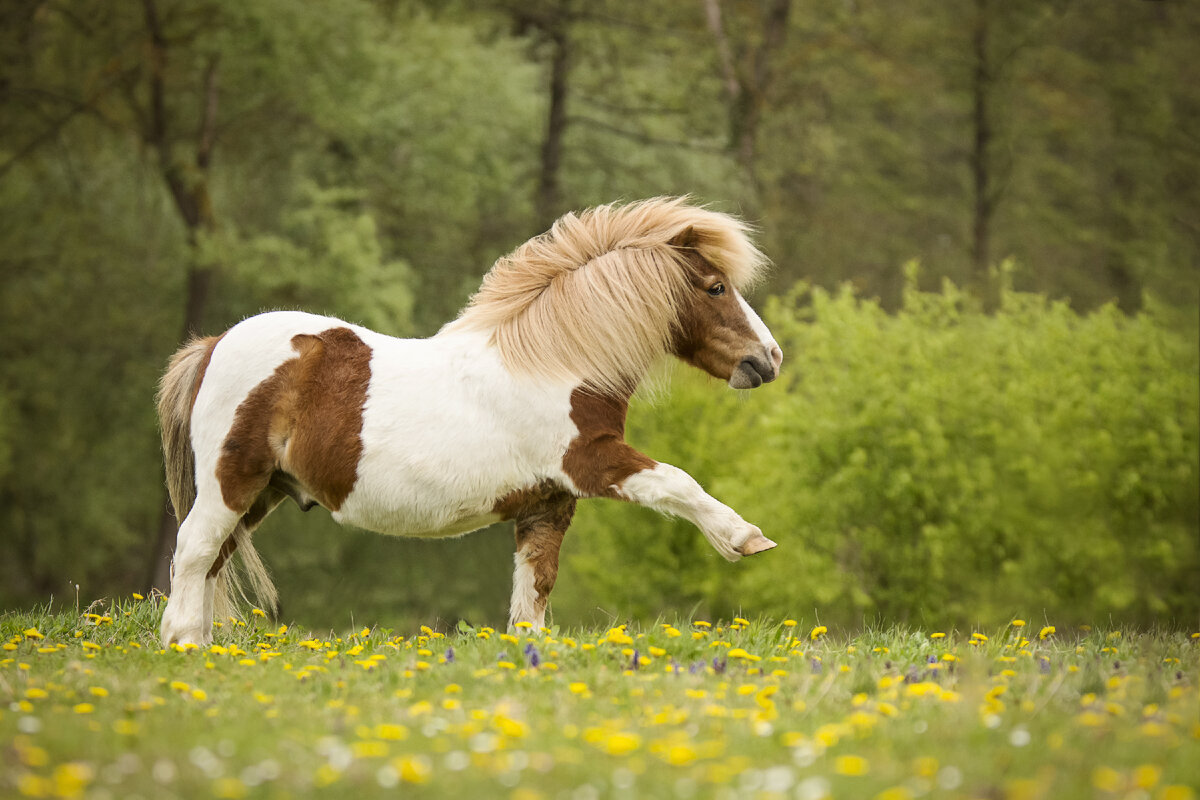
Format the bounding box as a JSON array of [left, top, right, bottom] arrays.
[[509, 497, 576, 631], [202, 488, 286, 626], [161, 495, 241, 647]]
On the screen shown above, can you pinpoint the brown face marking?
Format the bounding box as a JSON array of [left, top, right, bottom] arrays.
[[216, 327, 372, 514], [561, 389, 656, 498], [669, 252, 760, 382]]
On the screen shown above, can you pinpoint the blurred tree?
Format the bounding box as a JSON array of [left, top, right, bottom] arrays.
[[702, 0, 792, 193], [1, 0, 1196, 628]]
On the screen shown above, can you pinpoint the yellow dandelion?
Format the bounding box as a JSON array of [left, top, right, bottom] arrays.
[[930, 632, 946, 639], [113, 719, 140, 736], [835, 754, 869, 776], [603, 732, 642, 756], [810, 625, 827, 641], [1011, 619, 1026, 628], [73, 703, 95, 714], [1039, 626, 1055, 640], [1131, 764, 1161, 790], [1091, 766, 1122, 792], [212, 777, 248, 799], [394, 755, 432, 784]]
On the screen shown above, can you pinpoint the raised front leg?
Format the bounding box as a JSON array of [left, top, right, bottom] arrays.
[[618, 462, 776, 562], [508, 495, 576, 631], [561, 389, 776, 563]]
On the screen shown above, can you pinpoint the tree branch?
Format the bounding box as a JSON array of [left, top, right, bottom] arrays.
[[571, 114, 725, 154], [196, 56, 219, 170], [702, 0, 741, 102]]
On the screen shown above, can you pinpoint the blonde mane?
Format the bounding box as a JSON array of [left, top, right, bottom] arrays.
[[445, 197, 768, 396]]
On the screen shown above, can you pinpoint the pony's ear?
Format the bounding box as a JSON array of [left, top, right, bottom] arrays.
[[668, 225, 697, 249]]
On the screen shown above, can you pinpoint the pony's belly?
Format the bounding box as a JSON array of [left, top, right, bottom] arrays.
[[331, 494, 504, 539]]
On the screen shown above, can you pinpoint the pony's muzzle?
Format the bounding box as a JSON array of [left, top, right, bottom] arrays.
[[729, 347, 781, 389]]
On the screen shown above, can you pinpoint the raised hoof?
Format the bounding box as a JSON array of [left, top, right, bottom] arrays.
[[738, 533, 777, 556]]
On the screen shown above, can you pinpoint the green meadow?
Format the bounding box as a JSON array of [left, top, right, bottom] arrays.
[[2, 598, 1196, 800]]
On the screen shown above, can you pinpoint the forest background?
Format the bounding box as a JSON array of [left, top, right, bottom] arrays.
[[1, 0, 1196, 631]]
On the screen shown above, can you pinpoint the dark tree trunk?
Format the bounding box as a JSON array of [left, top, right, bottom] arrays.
[[142, 0, 222, 592], [536, 11, 571, 228], [703, 0, 792, 193], [970, 0, 998, 310]]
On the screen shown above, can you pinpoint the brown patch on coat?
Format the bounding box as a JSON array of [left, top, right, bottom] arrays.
[[561, 389, 656, 498], [493, 482, 577, 617], [216, 327, 372, 514], [189, 334, 225, 411], [668, 252, 760, 382], [514, 492, 577, 615], [493, 480, 574, 521]]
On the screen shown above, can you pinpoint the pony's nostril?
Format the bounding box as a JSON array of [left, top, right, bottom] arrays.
[[769, 345, 783, 371]]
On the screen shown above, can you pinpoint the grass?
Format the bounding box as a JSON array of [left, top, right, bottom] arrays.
[[1, 597, 1197, 799]]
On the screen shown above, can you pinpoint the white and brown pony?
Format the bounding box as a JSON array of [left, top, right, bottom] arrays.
[[157, 197, 783, 646]]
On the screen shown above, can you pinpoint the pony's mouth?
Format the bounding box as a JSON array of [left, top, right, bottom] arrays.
[[728, 355, 777, 389]]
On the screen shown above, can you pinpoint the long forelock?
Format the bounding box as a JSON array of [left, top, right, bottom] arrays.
[[450, 198, 768, 395]]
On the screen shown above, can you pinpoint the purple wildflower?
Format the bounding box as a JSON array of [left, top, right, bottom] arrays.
[[444, 647, 455, 664], [523, 642, 541, 668]]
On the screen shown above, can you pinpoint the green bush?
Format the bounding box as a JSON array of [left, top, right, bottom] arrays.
[[554, 270, 1199, 628]]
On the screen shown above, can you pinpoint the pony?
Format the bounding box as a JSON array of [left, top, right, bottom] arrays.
[[156, 197, 783, 646]]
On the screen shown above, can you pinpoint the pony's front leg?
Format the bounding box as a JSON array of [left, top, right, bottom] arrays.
[[509, 498, 577, 631], [618, 462, 776, 562]]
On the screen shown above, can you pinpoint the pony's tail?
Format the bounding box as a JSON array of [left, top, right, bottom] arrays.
[[157, 337, 216, 536], [213, 523, 278, 622], [157, 336, 278, 621]]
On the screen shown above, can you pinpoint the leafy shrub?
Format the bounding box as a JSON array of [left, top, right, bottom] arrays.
[[555, 270, 1199, 627]]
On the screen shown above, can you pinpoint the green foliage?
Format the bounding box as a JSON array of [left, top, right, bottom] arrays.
[[213, 182, 415, 334], [1, 0, 1197, 630], [557, 275, 1200, 628]]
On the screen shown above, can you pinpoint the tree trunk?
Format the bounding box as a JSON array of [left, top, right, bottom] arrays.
[[142, 0, 222, 592], [970, 0, 997, 310], [536, 16, 570, 228], [702, 0, 792, 194]]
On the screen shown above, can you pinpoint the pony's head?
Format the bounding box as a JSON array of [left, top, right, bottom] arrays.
[[667, 226, 783, 390], [449, 197, 782, 395]]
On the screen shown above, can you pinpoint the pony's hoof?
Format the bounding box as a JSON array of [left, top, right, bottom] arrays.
[[738, 532, 777, 556]]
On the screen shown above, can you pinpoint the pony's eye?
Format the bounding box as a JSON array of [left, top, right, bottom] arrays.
[[707, 283, 725, 297]]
